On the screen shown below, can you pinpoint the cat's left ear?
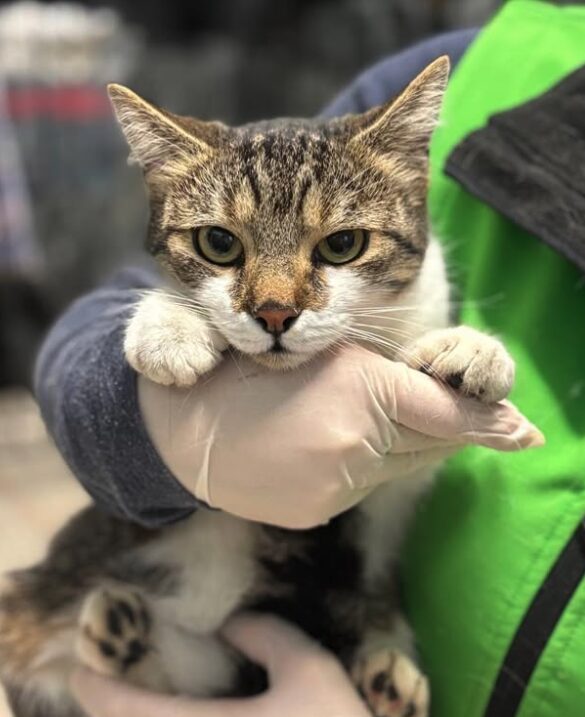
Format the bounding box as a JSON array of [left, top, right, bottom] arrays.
[[349, 55, 450, 159]]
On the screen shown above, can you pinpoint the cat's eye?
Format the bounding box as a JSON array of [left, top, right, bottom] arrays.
[[315, 229, 367, 265], [194, 226, 244, 266]]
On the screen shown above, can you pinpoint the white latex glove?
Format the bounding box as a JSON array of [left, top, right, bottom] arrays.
[[71, 614, 371, 717], [139, 345, 543, 529]]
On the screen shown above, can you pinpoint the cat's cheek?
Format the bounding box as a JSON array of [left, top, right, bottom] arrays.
[[324, 266, 370, 312], [281, 309, 348, 356], [277, 268, 364, 356]]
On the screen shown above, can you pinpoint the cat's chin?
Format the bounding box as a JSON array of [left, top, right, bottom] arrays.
[[248, 349, 316, 371]]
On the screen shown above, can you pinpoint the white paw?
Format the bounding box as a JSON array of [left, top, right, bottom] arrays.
[[406, 326, 515, 403], [353, 649, 429, 717], [125, 292, 227, 387], [76, 586, 151, 677]]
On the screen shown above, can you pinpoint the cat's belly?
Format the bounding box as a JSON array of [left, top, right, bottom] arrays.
[[357, 467, 436, 585], [135, 509, 261, 634]]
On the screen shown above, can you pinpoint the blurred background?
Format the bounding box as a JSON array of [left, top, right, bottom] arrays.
[[0, 0, 501, 713]]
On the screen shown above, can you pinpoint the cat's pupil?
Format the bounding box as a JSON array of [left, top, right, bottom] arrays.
[[327, 231, 355, 255], [208, 227, 234, 254]]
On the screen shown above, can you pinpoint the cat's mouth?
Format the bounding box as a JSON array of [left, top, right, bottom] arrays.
[[269, 339, 287, 354], [250, 341, 316, 370]]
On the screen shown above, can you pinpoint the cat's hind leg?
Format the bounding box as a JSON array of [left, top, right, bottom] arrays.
[[352, 616, 429, 717], [76, 585, 171, 692], [0, 574, 81, 717], [76, 583, 240, 698]]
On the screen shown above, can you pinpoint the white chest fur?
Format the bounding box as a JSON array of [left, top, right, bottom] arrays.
[[139, 510, 259, 634]]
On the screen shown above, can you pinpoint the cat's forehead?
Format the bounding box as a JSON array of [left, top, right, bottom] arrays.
[[232, 118, 346, 168], [169, 116, 405, 244], [236, 116, 341, 141], [185, 119, 346, 233]]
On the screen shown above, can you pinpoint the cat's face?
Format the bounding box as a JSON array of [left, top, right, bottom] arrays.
[[109, 57, 448, 368]]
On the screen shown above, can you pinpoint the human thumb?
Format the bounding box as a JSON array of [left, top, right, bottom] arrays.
[[221, 613, 330, 680]]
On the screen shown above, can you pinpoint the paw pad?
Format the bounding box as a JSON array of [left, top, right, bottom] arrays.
[[352, 649, 429, 717], [76, 587, 151, 676]]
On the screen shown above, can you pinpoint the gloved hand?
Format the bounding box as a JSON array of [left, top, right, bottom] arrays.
[[139, 345, 543, 529], [71, 614, 372, 717]]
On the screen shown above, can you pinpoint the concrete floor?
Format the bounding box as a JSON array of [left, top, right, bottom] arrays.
[[0, 389, 88, 717]]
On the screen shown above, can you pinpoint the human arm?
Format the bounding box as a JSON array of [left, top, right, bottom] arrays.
[[34, 264, 199, 528]]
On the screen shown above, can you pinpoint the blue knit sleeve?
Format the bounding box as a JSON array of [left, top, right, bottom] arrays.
[[34, 265, 198, 528]]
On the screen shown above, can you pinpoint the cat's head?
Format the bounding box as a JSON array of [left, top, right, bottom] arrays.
[[109, 57, 449, 369]]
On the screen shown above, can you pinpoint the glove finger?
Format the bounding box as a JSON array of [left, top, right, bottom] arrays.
[[387, 425, 461, 453], [369, 361, 544, 448], [366, 446, 461, 486], [221, 613, 330, 677]]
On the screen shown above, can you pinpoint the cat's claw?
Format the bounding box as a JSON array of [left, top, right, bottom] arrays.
[[406, 326, 515, 403], [125, 292, 227, 387], [353, 649, 429, 717]]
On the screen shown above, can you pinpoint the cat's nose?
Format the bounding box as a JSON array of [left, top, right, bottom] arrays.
[[253, 303, 301, 335]]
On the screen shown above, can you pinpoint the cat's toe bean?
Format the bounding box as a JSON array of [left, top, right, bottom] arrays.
[[353, 648, 429, 717], [76, 587, 151, 676]]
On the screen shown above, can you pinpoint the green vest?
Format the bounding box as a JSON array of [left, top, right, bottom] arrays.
[[402, 2, 585, 716]]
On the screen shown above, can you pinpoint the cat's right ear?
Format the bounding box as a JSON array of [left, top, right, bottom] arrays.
[[107, 85, 216, 178], [348, 56, 450, 162]]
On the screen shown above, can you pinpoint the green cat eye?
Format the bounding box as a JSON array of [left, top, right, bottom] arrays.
[[194, 226, 244, 266], [315, 229, 367, 265]]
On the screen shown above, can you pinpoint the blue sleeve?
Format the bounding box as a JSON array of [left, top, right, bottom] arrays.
[[321, 28, 479, 118], [34, 264, 198, 528]]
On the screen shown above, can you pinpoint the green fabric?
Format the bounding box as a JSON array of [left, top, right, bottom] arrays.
[[402, 3, 585, 717]]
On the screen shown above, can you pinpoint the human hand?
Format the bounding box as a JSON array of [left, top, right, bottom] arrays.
[[138, 344, 543, 529], [71, 614, 371, 717]]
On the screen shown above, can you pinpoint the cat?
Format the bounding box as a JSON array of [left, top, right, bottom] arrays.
[[0, 55, 515, 717]]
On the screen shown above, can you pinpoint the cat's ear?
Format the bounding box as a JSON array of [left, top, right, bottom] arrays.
[[349, 56, 450, 159], [107, 84, 218, 178]]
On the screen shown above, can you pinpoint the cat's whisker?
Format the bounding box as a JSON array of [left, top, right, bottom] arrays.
[[344, 326, 407, 350], [350, 322, 415, 339], [226, 346, 251, 385], [347, 308, 423, 319], [347, 311, 425, 326], [348, 315, 425, 331], [348, 304, 420, 312]]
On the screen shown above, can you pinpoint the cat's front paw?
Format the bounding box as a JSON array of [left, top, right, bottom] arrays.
[[125, 292, 227, 387], [352, 648, 429, 717], [405, 326, 515, 403]]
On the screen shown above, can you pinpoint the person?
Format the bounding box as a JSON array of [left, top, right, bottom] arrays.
[[36, 1, 585, 715]]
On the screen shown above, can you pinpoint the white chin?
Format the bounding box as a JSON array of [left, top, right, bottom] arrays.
[[248, 349, 317, 370]]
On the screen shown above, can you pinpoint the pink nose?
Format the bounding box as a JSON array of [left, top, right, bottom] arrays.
[[254, 304, 301, 334]]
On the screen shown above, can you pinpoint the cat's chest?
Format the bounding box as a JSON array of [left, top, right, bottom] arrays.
[[134, 510, 260, 633], [356, 468, 435, 585]]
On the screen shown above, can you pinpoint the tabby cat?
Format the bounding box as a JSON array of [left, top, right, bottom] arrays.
[[0, 56, 515, 717]]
